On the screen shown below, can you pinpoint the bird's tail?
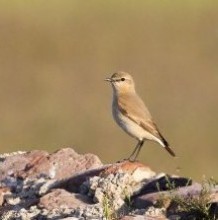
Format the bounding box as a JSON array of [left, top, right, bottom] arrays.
[[164, 145, 176, 157], [159, 133, 176, 157]]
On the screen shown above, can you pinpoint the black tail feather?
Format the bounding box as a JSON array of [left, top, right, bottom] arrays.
[[159, 132, 176, 157], [165, 145, 176, 157]]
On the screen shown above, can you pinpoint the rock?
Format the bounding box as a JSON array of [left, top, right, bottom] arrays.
[[133, 182, 201, 210], [139, 175, 192, 195], [210, 186, 218, 203], [121, 214, 167, 220], [131, 174, 193, 210], [18, 148, 103, 180], [121, 215, 148, 220], [63, 161, 155, 193], [60, 165, 110, 192], [0, 148, 102, 181], [121, 206, 167, 219], [100, 161, 156, 181], [144, 207, 166, 219], [0, 147, 217, 219], [0, 150, 48, 181], [47, 148, 102, 179], [0, 148, 104, 219], [59, 218, 86, 220], [39, 188, 92, 210], [0, 187, 10, 206], [210, 202, 218, 218], [133, 181, 218, 220], [80, 161, 156, 212]]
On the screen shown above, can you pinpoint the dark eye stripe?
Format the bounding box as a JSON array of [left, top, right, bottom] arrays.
[[114, 78, 125, 82]]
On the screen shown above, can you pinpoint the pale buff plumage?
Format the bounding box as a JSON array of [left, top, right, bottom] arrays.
[[105, 71, 176, 161]]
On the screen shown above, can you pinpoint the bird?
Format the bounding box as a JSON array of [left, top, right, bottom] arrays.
[[105, 71, 176, 161]]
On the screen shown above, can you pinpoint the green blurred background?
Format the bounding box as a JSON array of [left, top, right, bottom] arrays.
[[0, 0, 217, 180]]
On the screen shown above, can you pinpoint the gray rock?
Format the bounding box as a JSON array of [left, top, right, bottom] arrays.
[[0, 148, 102, 181], [80, 161, 156, 214], [0, 150, 49, 181], [0, 148, 217, 220], [39, 189, 93, 210]]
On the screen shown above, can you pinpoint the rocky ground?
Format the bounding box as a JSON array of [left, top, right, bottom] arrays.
[[0, 148, 217, 220]]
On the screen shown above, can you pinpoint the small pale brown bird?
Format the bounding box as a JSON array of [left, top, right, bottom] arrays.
[[105, 71, 176, 161]]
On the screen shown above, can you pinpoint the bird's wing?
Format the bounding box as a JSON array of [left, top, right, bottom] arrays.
[[118, 93, 167, 144], [118, 93, 176, 157]]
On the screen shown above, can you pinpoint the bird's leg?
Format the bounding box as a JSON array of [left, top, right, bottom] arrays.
[[132, 140, 144, 162], [127, 140, 141, 162], [117, 143, 138, 163]]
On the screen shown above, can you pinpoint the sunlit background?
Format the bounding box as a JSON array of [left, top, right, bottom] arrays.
[[0, 1, 218, 180]]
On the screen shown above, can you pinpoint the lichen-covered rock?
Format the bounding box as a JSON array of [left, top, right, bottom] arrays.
[[0, 148, 217, 219], [0, 150, 47, 181], [100, 161, 155, 180], [0, 148, 102, 181], [39, 189, 92, 210], [47, 148, 103, 179], [81, 161, 156, 212], [0, 148, 104, 219]]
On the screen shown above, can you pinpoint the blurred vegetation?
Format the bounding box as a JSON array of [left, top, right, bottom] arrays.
[[0, 0, 218, 180]]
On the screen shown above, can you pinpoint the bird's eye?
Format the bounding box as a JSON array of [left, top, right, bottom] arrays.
[[121, 78, 125, 81]]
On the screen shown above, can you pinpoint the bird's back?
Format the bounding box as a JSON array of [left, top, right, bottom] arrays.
[[114, 91, 168, 146], [117, 91, 152, 124]]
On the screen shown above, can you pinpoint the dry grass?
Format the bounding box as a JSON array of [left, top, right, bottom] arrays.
[[171, 181, 217, 220]]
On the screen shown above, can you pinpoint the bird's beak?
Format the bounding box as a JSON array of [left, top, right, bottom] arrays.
[[104, 77, 112, 82]]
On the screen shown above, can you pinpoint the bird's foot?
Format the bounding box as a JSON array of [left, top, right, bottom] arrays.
[[126, 157, 139, 163], [116, 158, 128, 163], [116, 157, 140, 163]]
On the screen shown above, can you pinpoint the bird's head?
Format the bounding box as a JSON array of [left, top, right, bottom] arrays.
[[105, 71, 135, 94]]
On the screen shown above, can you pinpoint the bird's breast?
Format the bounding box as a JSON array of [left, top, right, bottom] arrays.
[[112, 100, 142, 140]]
